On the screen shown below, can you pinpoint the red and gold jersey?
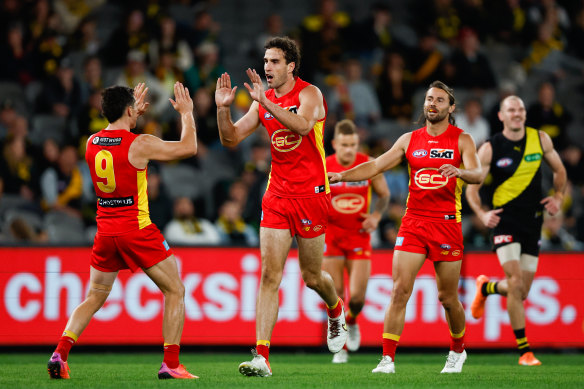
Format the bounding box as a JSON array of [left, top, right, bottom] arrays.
[[86, 129, 151, 235], [258, 77, 329, 198], [326, 152, 371, 231], [405, 124, 464, 222]]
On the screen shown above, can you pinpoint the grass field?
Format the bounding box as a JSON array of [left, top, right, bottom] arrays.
[[1, 351, 583, 388]]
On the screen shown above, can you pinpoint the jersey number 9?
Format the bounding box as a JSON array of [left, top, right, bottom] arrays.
[[95, 150, 116, 193]]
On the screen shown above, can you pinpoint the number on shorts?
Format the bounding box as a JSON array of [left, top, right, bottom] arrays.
[[95, 150, 116, 193]]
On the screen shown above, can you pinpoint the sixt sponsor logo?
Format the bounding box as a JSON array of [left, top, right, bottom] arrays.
[[430, 149, 454, 159], [412, 149, 428, 158]]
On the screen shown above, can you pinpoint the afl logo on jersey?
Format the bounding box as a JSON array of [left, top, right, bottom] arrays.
[[412, 149, 427, 158], [271, 129, 302, 152], [414, 167, 449, 189], [496, 157, 513, 168], [332, 193, 365, 214], [264, 112, 274, 120]]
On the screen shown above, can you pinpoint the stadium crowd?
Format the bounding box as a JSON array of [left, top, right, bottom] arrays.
[[0, 0, 583, 249]]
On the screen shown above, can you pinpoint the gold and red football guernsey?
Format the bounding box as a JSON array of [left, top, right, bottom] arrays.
[[405, 124, 464, 222], [86, 129, 152, 235], [326, 152, 371, 231], [258, 77, 329, 198]]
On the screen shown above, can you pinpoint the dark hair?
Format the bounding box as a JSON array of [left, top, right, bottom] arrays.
[[334, 119, 357, 137], [264, 36, 301, 77], [101, 86, 135, 123], [419, 80, 456, 125]]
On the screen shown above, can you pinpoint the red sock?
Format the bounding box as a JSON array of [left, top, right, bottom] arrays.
[[326, 297, 343, 318], [55, 336, 75, 362], [163, 344, 180, 369], [450, 334, 465, 353], [382, 338, 398, 360], [256, 344, 270, 361], [346, 310, 357, 325]]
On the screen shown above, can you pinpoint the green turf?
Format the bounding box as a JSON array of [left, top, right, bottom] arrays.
[[1, 351, 583, 388]]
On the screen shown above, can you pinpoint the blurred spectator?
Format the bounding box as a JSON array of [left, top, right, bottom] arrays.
[[0, 134, 34, 200], [328, 58, 380, 128], [0, 22, 35, 85], [486, 0, 530, 45], [149, 15, 193, 72], [101, 8, 149, 67], [36, 58, 83, 120], [457, 0, 490, 39], [40, 145, 83, 218], [414, 0, 461, 44], [53, 0, 105, 35], [521, 20, 584, 78], [242, 140, 270, 231], [541, 210, 584, 251], [154, 50, 185, 97], [407, 32, 446, 86], [184, 42, 226, 93], [456, 96, 490, 146], [376, 52, 415, 125], [567, 7, 584, 60], [215, 199, 258, 246], [348, 3, 396, 62], [0, 100, 24, 140], [187, 7, 221, 50], [192, 87, 219, 147], [526, 81, 571, 152], [146, 164, 173, 231], [443, 27, 497, 91], [164, 196, 221, 245], [79, 55, 104, 102], [114, 50, 171, 119], [69, 15, 101, 56]]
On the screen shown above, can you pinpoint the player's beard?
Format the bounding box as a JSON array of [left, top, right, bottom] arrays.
[[424, 108, 449, 124]]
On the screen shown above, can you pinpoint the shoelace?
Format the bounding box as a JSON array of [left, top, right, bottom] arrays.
[[329, 317, 341, 338], [445, 353, 458, 368]]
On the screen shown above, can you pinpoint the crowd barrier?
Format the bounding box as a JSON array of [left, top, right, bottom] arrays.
[[1, 247, 582, 348]]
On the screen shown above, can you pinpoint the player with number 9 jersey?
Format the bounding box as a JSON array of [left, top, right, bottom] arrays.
[[86, 130, 152, 235]]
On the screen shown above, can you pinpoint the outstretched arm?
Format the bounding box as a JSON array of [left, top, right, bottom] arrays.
[[245, 68, 324, 136], [329, 133, 410, 183], [215, 73, 260, 147], [540, 131, 567, 215]]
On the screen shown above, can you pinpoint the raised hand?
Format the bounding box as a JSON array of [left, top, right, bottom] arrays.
[[215, 73, 237, 108], [169, 82, 193, 114], [133, 82, 150, 115], [244, 68, 264, 103]]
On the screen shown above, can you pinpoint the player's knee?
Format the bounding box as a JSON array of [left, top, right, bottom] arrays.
[[437, 291, 458, 309], [302, 272, 321, 291], [260, 270, 282, 290], [390, 283, 412, 306], [507, 275, 523, 296], [162, 280, 185, 299]]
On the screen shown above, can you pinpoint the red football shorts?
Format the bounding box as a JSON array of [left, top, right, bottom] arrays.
[[394, 215, 463, 262], [91, 223, 173, 272], [324, 224, 371, 260], [261, 191, 329, 238]]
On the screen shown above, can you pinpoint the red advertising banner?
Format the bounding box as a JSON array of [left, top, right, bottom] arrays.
[[1, 247, 583, 348]]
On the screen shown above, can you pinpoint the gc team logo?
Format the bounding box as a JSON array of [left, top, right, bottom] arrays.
[[271, 129, 302, 152], [414, 168, 449, 190], [331, 193, 365, 214]]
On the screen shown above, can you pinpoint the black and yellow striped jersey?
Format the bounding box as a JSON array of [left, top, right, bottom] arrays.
[[486, 127, 544, 211]]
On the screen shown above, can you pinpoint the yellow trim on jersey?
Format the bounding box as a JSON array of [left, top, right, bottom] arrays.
[[137, 170, 152, 229], [313, 120, 330, 194], [493, 127, 542, 208], [455, 177, 463, 223], [367, 184, 372, 213]]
